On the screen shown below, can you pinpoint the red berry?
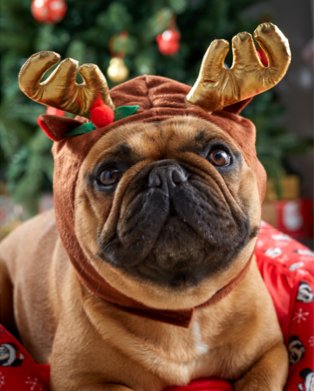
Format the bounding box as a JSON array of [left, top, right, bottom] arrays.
[[90, 104, 114, 128]]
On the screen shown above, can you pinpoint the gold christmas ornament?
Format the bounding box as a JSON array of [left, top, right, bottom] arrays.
[[18, 51, 114, 116], [107, 57, 129, 83], [186, 22, 291, 112]]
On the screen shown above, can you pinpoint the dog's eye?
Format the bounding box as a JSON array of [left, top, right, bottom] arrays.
[[208, 148, 232, 167], [97, 167, 122, 188]]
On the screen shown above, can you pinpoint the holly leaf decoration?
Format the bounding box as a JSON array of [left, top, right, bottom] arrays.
[[114, 105, 140, 121]]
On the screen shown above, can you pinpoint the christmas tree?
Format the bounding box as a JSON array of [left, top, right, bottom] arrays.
[[0, 0, 310, 214]]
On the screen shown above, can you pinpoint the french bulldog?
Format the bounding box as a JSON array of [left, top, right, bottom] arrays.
[[0, 22, 291, 391]]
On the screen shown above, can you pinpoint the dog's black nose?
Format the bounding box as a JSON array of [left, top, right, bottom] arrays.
[[148, 161, 188, 189]]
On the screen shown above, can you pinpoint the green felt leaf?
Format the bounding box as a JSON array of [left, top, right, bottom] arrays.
[[65, 122, 96, 137], [114, 105, 140, 121]]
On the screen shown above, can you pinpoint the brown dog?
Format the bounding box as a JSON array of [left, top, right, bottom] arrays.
[[0, 23, 290, 391]]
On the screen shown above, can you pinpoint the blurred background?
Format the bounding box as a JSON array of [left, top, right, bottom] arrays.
[[0, 0, 313, 246]]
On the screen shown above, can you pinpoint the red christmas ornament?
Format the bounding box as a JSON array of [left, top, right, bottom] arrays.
[[31, 0, 67, 24], [156, 29, 180, 56]]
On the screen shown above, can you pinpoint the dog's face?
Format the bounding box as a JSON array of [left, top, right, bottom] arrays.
[[75, 116, 261, 308]]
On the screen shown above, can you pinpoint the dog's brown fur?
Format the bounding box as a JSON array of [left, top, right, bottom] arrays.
[[0, 117, 288, 390]]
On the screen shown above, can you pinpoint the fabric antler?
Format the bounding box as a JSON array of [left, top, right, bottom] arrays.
[[18, 51, 114, 116], [186, 22, 291, 112]]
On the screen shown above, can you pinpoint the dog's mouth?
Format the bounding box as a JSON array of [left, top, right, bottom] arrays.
[[98, 162, 252, 288]]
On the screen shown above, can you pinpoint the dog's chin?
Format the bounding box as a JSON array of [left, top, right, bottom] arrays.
[[99, 213, 250, 290]]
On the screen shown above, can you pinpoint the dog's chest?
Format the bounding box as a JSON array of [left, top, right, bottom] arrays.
[[117, 318, 215, 385], [86, 300, 244, 387]]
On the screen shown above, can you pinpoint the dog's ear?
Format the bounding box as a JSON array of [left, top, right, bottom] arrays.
[[37, 115, 84, 141]]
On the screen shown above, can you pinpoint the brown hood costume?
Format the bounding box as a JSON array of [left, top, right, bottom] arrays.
[[18, 22, 291, 327]]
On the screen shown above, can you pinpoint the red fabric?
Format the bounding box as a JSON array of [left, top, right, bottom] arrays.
[[0, 325, 49, 391], [255, 222, 314, 391], [165, 379, 232, 391], [0, 223, 313, 390]]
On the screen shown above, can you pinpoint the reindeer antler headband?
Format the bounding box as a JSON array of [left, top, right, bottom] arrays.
[[18, 22, 291, 140]]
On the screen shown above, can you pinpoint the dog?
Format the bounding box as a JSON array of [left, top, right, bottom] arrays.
[[0, 23, 291, 391]]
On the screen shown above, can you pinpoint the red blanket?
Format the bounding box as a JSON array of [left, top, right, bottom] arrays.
[[0, 222, 313, 391]]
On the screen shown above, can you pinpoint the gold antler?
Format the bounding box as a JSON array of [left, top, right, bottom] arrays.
[[18, 51, 114, 116], [186, 23, 291, 112]]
